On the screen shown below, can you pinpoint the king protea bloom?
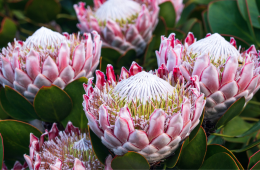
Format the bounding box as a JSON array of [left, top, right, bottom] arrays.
[[74, 0, 159, 55], [157, 0, 184, 22], [0, 27, 101, 101], [23, 121, 112, 170], [83, 61, 206, 163], [156, 32, 260, 122]]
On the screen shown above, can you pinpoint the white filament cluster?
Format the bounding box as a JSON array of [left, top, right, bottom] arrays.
[[113, 71, 175, 103], [188, 33, 241, 62], [95, 0, 141, 22], [24, 27, 67, 49]]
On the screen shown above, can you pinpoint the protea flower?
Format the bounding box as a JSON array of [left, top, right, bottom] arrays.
[[23, 121, 112, 170], [0, 27, 102, 101], [157, 0, 184, 22], [156, 32, 260, 122], [2, 161, 28, 170], [74, 0, 159, 55], [83, 62, 206, 163]]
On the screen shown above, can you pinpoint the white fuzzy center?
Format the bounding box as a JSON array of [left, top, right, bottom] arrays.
[[24, 27, 67, 49], [188, 33, 241, 62], [95, 0, 141, 22], [113, 71, 175, 103]]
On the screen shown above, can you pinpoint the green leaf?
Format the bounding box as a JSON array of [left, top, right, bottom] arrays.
[[89, 127, 111, 165], [167, 29, 185, 40], [199, 152, 239, 169], [159, 1, 176, 28], [0, 18, 17, 47], [0, 120, 42, 163], [0, 88, 9, 120], [205, 144, 243, 169], [216, 97, 245, 129], [208, 0, 254, 45], [237, 0, 260, 29], [248, 150, 260, 169], [117, 49, 137, 71], [101, 47, 121, 73], [188, 0, 215, 5], [143, 36, 157, 71], [182, 18, 197, 33], [111, 152, 150, 170], [176, 3, 196, 27], [190, 21, 203, 39], [5, 86, 39, 119], [34, 85, 72, 122], [231, 138, 260, 153], [0, 87, 35, 121], [222, 116, 256, 143], [0, 134, 3, 170], [251, 161, 260, 170], [236, 119, 260, 138], [178, 127, 207, 169], [25, 0, 60, 23], [240, 100, 260, 118], [153, 17, 167, 50], [61, 78, 89, 131], [202, 10, 211, 33], [165, 138, 189, 168], [189, 109, 205, 141]]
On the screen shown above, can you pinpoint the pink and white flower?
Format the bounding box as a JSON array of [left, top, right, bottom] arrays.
[[0, 27, 102, 101], [83, 62, 206, 163], [23, 121, 112, 170], [156, 32, 260, 122], [74, 0, 159, 55]]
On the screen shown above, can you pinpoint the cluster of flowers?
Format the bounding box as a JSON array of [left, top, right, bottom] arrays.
[[1, 0, 260, 169]]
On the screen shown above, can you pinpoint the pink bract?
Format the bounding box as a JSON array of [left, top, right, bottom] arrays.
[[156, 32, 260, 122], [74, 0, 159, 55], [23, 121, 112, 170], [83, 61, 206, 163], [0, 27, 102, 101]]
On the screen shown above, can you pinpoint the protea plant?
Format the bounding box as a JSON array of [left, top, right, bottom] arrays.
[[23, 121, 112, 170], [83, 61, 206, 163], [0, 27, 102, 101], [156, 32, 260, 122], [74, 0, 159, 55]]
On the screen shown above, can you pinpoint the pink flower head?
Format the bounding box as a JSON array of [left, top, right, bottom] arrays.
[[83, 62, 206, 163], [157, 33, 260, 122], [23, 121, 112, 170], [0, 27, 102, 101], [74, 0, 159, 55]]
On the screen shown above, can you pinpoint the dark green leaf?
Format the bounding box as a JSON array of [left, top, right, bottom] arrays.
[[111, 152, 150, 170], [0, 87, 35, 121], [199, 152, 239, 169], [143, 36, 157, 71], [182, 18, 197, 33], [0, 88, 9, 120], [0, 134, 3, 170], [189, 109, 204, 141], [231, 138, 260, 153], [0, 18, 17, 47], [216, 97, 245, 129], [5, 86, 39, 119], [176, 3, 196, 27], [165, 138, 188, 168], [205, 144, 243, 169], [0, 120, 42, 163], [248, 150, 260, 169], [117, 49, 137, 71], [188, 0, 215, 5], [159, 2, 176, 28], [236, 119, 260, 138], [167, 29, 185, 40], [101, 47, 121, 73], [208, 0, 254, 45], [240, 100, 260, 118], [89, 127, 111, 165], [202, 10, 211, 33], [190, 21, 203, 39], [251, 161, 260, 170], [34, 85, 72, 122], [153, 17, 167, 50], [178, 127, 207, 169], [25, 0, 60, 23], [61, 78, 89, 131]]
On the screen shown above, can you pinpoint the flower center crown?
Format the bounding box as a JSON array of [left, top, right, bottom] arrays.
[[95, 0, 141, 23], [113, 71, 175, 103], [187, 33, 241, 62], [24, 27, 67, 49]]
